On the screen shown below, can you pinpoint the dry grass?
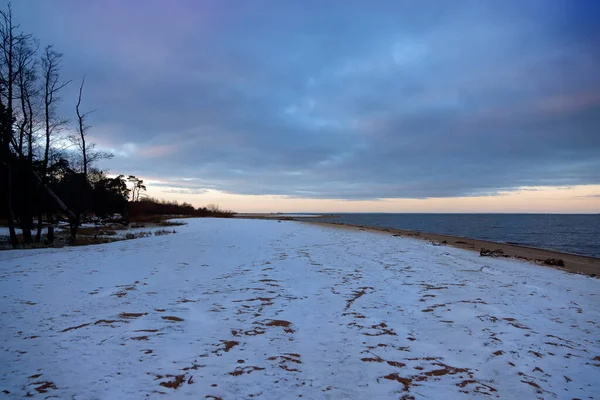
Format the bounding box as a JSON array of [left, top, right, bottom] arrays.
[[159, 375, 187, 389], [265, 319, 295, 333], [77, 227, 121, 236], [162, 316, 184, 322], [72, 236, 118, 246], [228, 366, 265, 376], [61, 323, 91, 333], [346, 287, 374, 310], [214, 340, 239, 353], [34, 381, 57, 393], [118, 312, 147, 319]]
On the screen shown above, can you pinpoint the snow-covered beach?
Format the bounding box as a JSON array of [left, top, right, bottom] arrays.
[[0, 218, 598, 399]]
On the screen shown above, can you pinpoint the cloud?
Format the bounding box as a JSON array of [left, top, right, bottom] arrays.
[[138, 145, 178, 159], [11, 0, 600, 199]]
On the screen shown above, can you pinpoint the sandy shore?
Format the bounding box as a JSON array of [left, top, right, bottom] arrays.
[[303, 221, 600, 277]]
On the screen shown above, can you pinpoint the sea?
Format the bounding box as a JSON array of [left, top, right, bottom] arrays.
[[307, 214, 600, 258]]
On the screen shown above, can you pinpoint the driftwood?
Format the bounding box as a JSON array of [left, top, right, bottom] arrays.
[[480, 248, 506, 257], [544, 258, 565, 267]]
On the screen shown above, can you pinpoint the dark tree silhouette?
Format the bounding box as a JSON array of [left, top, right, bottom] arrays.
[[128, 175, 147, 202], [0, 3, 28, 246], [0, 3, 234, 248], [37, 45, 70, 242]]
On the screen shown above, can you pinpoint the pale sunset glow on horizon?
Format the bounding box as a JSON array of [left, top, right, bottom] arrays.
[[142, 183, 600, 214]]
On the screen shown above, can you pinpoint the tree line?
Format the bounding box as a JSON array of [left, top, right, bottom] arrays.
[[0, 4, 231, 248]]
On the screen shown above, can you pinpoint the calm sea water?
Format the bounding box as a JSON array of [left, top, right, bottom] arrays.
[[308, 214, 600, 258]]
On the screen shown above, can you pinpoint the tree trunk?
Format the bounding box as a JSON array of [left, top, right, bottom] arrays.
[[3, 5, 18, 248], [46, 211, 54, 244], [35, 209, 43, 242], [5, 150, 19, 248], [21, 224, 32, 243], [73, 77, 89, 245], [2, 125, 18, 247], [17, 73, 32, 243]]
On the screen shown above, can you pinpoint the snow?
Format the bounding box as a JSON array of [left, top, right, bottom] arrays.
[[0, 226, 65, 237], [0, 223, 176, 242], [0, 218, 598, 399], [0, 227, 22, 236]]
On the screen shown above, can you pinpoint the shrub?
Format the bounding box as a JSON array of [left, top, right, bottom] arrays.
[[127, 198, 236, 221], [124, 231, 152, 240]]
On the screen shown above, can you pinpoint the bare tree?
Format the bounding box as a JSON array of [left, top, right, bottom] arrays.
[[0, 3, 18, 126], [74, 77, 111, 174], [23, 61, 38, 163], [40, 45, 69, 177], [12, 34, 38, 243], [15, 35, 37, 157], [69, 76, 111, 243], [0, 102, 17, 247], [0, 3, 34, 153], [36, 45, 70, 242], [70, 77, 89, 243], [76, 78, 88, 179], [0, 3, 27, 247]]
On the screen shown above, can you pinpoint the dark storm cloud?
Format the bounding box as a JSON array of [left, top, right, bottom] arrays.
[[9, 0, 600, 199]]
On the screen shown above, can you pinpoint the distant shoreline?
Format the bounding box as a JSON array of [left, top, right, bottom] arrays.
[[234, 213, 326, 218], [295, 219, 599, 276]]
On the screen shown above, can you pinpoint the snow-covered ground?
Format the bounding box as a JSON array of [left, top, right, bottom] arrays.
[[0, 227, 23, 236], [0, 218, 598, 399], [0, 226, 66, 238], [0, 224, 171, 242]]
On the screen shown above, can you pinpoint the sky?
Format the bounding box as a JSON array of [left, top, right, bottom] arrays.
[[6, 0, 600, 212]]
